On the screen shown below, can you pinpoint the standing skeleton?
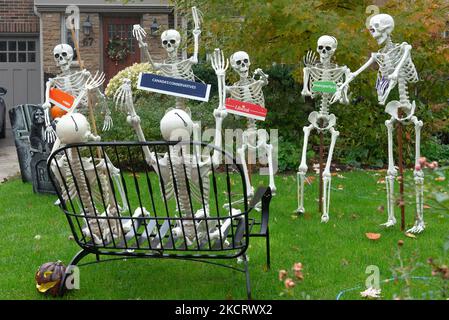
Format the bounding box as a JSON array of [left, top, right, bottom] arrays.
[[331, 14, 423, 233], [297, 35, 351, 222], [113, 49, 234, 247], [218, 50, 276, 202], [43, 44, 113, 143]]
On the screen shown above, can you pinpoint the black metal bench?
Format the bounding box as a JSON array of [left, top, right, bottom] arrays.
[[47, 140, 271, 299]]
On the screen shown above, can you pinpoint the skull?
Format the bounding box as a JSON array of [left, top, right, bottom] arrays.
[[160, 109, 193, 141], [55, 113, 91, 144], [33, 109, 45, 125], [53, 44, 74, 71], [230, 51, 250, 77], [161, 29, 181, 54], [369, 14, 395, 45], [317, 35, 337, 64]]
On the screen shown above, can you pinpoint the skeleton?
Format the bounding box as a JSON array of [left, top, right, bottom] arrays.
[[42, 44, 113, 143], [331, 14, 423, 233], [132, 7, 204, 154], [296, 36, 351, 222], [112, 49, 235, 247], [217, 50, 276, 204], [49, 74, 131, 245]]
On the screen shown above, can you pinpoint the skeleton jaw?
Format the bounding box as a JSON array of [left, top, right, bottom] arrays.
[[372, 32, 390, 46]]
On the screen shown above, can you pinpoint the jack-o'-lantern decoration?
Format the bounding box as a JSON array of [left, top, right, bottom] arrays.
[[35, 261, 66, 297]]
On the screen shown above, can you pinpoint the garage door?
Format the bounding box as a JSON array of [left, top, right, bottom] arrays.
[[0, 37, 41, 128]]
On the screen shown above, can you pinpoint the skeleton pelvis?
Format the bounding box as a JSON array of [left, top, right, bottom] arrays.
[[308, 111, 336, 131], [385, 100, 415, 121]]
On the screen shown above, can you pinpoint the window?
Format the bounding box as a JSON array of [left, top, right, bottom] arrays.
[[108, 24, 136, 54], [0, 40, 37, 63]]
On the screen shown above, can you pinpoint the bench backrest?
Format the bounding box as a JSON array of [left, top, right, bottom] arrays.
[[47, 141, 250, 259]]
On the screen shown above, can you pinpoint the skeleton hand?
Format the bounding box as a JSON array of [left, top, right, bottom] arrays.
[[42, 102, 51, 110], [133, 24, 147, 43], [210, 48, 229, 77], [330, 85, 346, 104], [102, 115, 113, 131], [254, 68, 268, 80], [45, 125, 57, 143], [113, 78, 133, 113], [303, 51, 317, 68]]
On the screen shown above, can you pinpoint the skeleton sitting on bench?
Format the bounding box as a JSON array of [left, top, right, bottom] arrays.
[[49, 73, 131, 245], [42, 43, 113, 143], [296, 35, 351, 222], [113, 49, 235, 247], [330, 14, 423, 233]]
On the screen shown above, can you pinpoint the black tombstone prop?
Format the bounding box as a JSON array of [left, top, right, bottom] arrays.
[[9, 104, 55, 194]]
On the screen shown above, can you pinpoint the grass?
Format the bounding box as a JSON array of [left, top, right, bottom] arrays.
[[0, 169, 447, 300]]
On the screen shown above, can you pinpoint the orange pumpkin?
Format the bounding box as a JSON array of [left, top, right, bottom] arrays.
[[35, 261, 66, 297], [50, 105, 68, 120]]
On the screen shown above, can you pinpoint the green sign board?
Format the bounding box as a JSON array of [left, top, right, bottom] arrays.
[[312, 81, 337, 94]]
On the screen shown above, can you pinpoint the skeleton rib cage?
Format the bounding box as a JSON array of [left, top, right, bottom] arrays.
[[375, 43, 419, 105], [159, 58, 196, 82], [48, 141, 256, 256], [228, 79, 266, 108]]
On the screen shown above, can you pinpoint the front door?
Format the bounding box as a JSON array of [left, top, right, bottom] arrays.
[[103, 16, 141, 85]]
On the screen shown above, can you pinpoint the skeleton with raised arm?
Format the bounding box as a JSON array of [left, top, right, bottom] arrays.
[[296, 36, 351, 223], [112, 49, 233, 247], [330, 14, 423, 233], [42, 44, 113, 143], [220, 50, 276, 206]]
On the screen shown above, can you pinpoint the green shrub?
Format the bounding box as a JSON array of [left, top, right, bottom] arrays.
[[105, 62, 157, 101]]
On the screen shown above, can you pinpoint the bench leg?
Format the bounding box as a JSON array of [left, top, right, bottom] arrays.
[[266, 228, 271, 270], [58, 249, 90, 296], [243, 254, 251, 300]]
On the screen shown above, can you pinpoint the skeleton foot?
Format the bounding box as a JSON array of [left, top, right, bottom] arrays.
[[380, 218, 397, 228], [406, 221, 425, 234], [321, 214, 329, 223]]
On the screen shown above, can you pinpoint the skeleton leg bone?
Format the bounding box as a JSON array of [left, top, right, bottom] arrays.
[[321, 126, 339, 223], [407, 116, 425, 233], [381, 117, 398, 227], [296, 124, 314, 214]]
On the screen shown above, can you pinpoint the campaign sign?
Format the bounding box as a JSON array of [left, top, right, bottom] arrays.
[[49, 88, 75, 111], [225, 98, 267, 121], [312, 81, 337, 94], [137, 73, 211, 102]]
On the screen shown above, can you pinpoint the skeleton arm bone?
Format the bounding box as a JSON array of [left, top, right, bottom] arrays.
[[43, 78, 57, 143], [301, 67, 312, 96], [339, 66, 352, 105], [113, 79, 156, 165], [330, 54, 376, 104], [253, 68, 269, 86], [190, 6, 202, 64], [210, 48, 229, 166]]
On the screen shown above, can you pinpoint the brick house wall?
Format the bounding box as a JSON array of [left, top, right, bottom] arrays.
[[0, 0, 39, 33], [40, 11, 172, 77]]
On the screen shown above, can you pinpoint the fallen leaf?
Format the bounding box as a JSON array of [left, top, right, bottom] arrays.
[[377, 205, 385, 212], [337, 184, 344, 190], [405, 233, 417, 238], [305, 176, 316, 184], [424, 204, 431, 209], [377, 178, 385, 184], [435, 176, 445, 182], [366, 233, 381, 240]]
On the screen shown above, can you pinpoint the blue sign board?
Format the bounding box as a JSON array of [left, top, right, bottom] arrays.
[[137, 73, 211, 102]]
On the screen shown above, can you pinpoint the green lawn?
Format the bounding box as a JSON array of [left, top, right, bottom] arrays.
[[0, 170, 447, 300]]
